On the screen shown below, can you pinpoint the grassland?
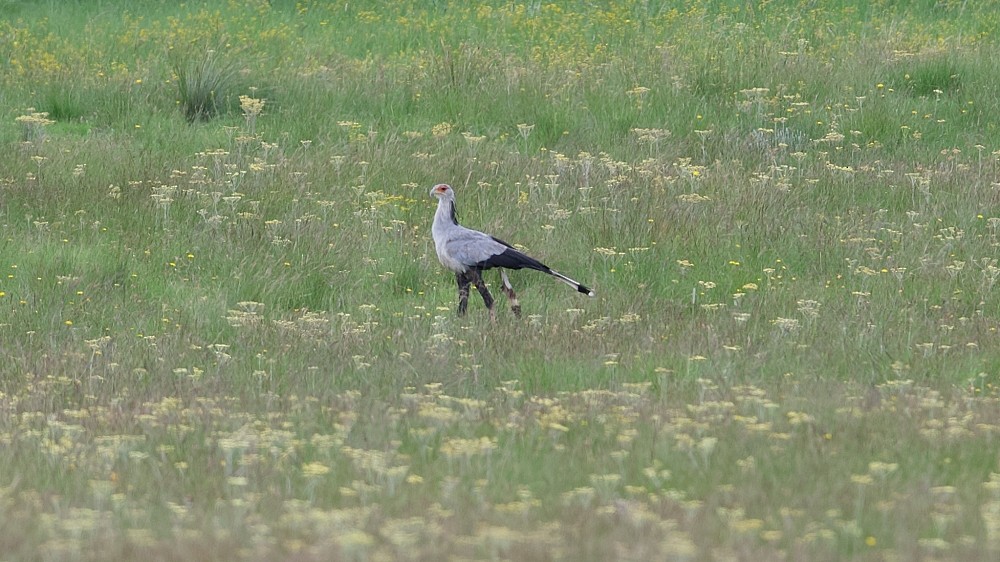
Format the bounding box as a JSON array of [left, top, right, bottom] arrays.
[[2, 0, 1000, 559]]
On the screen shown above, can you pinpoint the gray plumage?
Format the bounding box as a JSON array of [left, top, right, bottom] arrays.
[[430, 183, 594, 318]]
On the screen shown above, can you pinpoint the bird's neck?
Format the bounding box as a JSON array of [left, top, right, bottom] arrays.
[[435, 198, 459, 228]]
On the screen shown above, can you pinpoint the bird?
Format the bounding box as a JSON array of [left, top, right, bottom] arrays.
[[430, 183, 594, 319]]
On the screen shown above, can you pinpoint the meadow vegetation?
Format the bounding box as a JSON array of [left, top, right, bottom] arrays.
[[2, 0, 1000, 559]]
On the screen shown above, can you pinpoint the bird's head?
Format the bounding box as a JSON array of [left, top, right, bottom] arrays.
[[430, 183, 454, 200]]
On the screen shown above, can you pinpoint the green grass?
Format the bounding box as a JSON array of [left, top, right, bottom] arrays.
[[3, 0, 1000, 560]]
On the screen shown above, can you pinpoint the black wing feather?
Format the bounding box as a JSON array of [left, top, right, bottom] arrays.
[[475, 244, 551, 273]]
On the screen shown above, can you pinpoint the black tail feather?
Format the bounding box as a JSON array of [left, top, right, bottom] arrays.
[[477, 246, 594, 297], [549, 270, 596, 297]]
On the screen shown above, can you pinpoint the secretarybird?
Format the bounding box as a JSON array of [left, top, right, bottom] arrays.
[[430, 183, 594, 318]]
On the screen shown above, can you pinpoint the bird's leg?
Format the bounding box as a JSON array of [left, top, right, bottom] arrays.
[[470, 269, 496, 321], [456, 272, 471, 316], [499, 270, 521, 318]]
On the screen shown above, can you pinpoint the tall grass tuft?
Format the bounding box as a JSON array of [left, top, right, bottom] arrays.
[[171, 46, 239, 122]]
